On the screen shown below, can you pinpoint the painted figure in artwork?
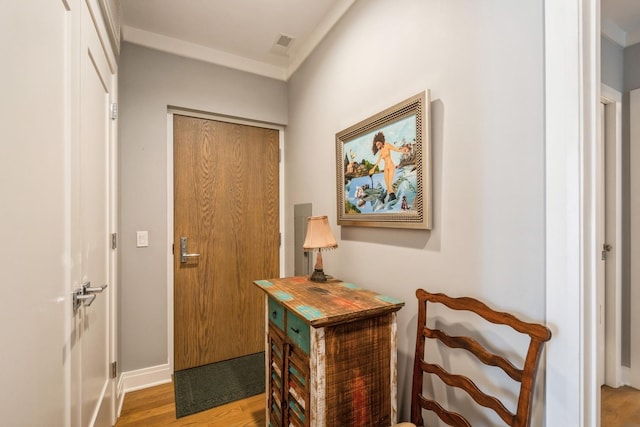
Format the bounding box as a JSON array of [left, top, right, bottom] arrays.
[[401, 195, 409, 210], [369, 131, 409, 201]]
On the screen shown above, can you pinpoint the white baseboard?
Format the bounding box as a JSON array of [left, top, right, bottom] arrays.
[[116, 364, 173, 416], [622, 366, 630, 386], [117, 382, 126, 418]]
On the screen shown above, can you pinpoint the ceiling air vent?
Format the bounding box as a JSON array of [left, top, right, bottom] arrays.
[[275, 34, 294, 48]]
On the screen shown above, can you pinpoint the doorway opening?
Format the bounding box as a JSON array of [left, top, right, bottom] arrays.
[[599, 84, 623, 390], [166, 109, 285, 373]]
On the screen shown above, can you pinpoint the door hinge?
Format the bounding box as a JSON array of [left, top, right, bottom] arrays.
[[601, 243, 612, 261], [111, 233, 117, 250], [172, 243, 174, 255], [279, 148, 282, 163], [279, 232, 282, 247], [110, 103, 118, 120], [111, 361, 117, 379]]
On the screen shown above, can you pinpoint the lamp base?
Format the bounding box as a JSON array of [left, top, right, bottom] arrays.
[[309, 269, 328, 282]]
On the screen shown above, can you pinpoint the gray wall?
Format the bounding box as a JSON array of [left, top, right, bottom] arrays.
[[601, 34, 630, 368], [621, 42, 640, 366], [285, 0, 545, 423], [118, 43, 287, 371], [602, 36, 624, 91], [600, 35, 640, 370], [624, 43, 640, 91]]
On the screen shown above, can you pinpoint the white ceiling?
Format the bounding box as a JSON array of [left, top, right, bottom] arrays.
[[602, 0, 640, 46], [120, 0, 355, 81], [120, 0, 640, 81]]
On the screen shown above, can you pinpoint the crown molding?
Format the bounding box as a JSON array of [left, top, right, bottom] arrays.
[[97, 0, 122, 57], [602, 17, 626, 47], [627, 27, 640, 47], [122, 25, 288, 81], [121, 0, 355, 81], [286, 0, 356, 79]]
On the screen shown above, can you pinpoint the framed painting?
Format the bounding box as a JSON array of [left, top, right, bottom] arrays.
[[336, 91, 431, 229]]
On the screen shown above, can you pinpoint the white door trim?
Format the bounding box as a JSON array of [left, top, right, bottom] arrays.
[[600, 84, 623, 388], [630, 88, 640, 389], [166, 115, 174, 373], [544, 0, 598, 426], [165, 109, 285, 373], [108, 72, 119, 425]]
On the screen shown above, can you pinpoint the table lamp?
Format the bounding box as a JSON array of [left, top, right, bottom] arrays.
[[303, 215, 338, 282]]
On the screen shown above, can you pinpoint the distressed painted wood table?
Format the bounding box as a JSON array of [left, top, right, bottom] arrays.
[[254, 276, 405, 427]]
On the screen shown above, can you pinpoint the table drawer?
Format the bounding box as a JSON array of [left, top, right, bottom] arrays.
[[268, 297, 285, 331], [286, 311, 310, 354]]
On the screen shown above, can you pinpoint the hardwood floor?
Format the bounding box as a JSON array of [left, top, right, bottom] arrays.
[[117, 382, 640, 426], [602, 385, 640, 427], [115, 381, 265, 426]]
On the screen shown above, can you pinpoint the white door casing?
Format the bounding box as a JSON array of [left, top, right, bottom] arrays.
[[544, 0, 599, 425], [630, 88, 640, 389], [597, 102, 605, 388]]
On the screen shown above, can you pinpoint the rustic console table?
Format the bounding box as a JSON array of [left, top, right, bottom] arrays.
[[254, 276, 404, 427]]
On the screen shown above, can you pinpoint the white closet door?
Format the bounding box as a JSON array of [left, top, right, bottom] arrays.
[[70, 1, 116, 426], [0, 1, 68, 425]]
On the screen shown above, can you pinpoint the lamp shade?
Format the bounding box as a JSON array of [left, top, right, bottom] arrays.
[[302, 216, 338, 250]]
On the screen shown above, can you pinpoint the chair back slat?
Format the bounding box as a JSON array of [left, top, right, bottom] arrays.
[[424, 328, 523, 382], [422, 362, 514, 425], [410, 289, 552, 427], [425, 291, 551, 341], [420, 397, 471, 427]]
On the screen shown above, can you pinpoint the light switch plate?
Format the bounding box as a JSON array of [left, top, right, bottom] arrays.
[[136, 231, 149, 247]]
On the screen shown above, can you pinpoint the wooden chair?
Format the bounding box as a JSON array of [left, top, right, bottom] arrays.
[[396, 289, 551, 427]]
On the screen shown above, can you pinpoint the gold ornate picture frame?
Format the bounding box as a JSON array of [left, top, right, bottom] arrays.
[[336, 91, 431, 229]]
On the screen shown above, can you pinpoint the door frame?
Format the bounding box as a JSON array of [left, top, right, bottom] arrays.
[[544, 0, 598, 425], [630, 88, 640, 388], [165, 109, 285, 372], [108, 72, 120, 425], [74, 0, 118, 424], [600, 84, 623, 388]]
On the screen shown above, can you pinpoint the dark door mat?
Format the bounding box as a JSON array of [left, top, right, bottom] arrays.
[[174, 352, 265, 418]]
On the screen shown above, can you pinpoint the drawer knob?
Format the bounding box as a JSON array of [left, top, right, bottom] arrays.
[[290, 327, 300, 334], [272, 311, 278, 318]]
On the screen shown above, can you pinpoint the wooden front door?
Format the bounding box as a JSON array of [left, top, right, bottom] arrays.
[[173, 115, 279, 371]]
